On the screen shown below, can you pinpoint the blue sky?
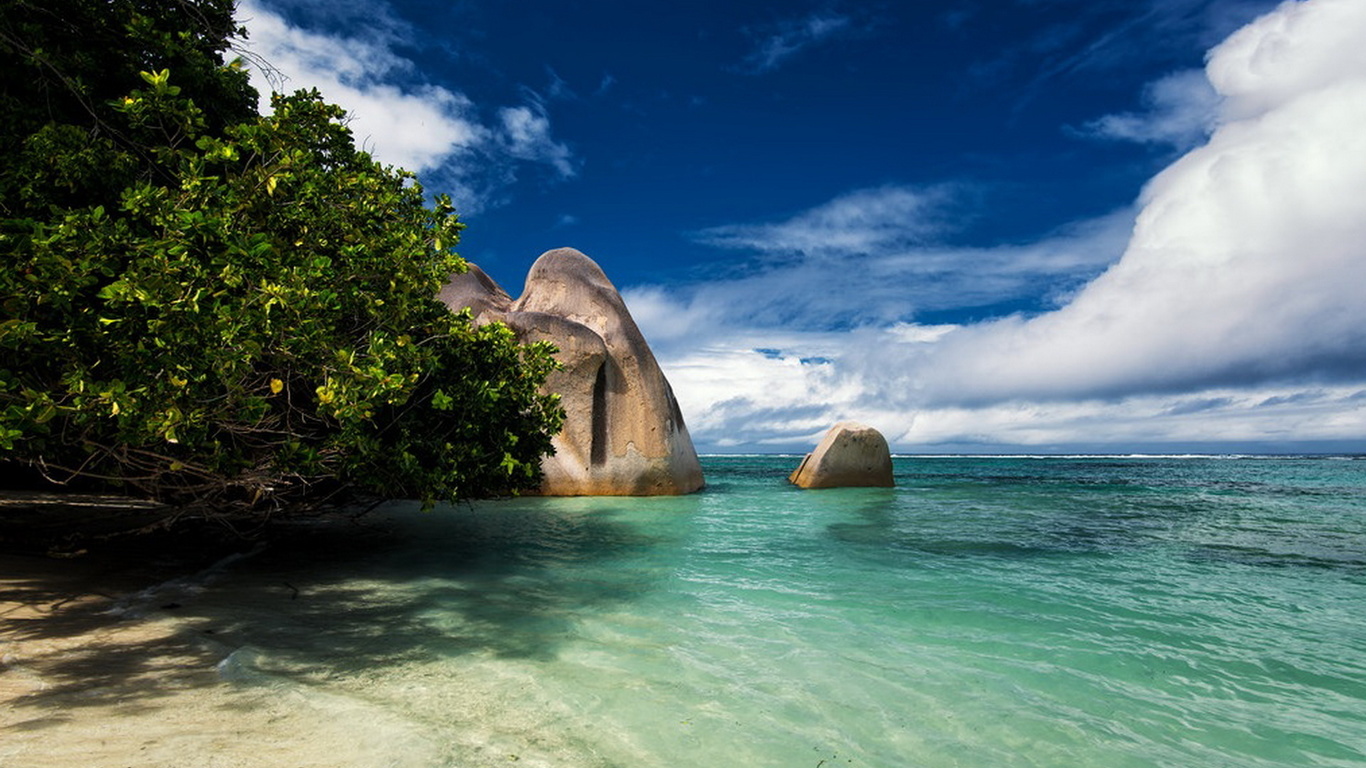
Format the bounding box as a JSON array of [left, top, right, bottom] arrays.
[[236, 0, 1366, 453]]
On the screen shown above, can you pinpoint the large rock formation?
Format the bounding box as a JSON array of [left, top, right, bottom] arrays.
[[789, 422, 894, 489], [436, 263, 513, 321], [439, 248, 704, 496]]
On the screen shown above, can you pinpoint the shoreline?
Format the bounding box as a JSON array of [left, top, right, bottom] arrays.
[[0, 508, 586, 768], [0, 516, 438, 768], [0, 547, 235, 766]]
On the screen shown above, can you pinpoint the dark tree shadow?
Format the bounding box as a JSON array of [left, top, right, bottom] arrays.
[[2, 497, 668, 719]]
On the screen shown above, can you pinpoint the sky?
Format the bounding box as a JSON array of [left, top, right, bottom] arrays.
[[233, 0, 1366, 454]]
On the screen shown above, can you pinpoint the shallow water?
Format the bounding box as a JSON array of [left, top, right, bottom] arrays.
[[5, 456, 1366, 767]]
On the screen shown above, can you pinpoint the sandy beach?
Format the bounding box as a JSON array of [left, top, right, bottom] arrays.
[[0, 509, 595, 768], [0, 545, 338, 768], [0, 494, 421, 768]]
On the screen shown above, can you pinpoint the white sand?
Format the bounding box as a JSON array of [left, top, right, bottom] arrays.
[[0, 548, 609, 768]]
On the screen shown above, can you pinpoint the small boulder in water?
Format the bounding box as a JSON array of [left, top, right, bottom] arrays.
[[789, 422, 894, 489]]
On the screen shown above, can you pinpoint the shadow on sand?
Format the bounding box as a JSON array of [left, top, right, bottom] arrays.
[[1, 498, 664, 722]]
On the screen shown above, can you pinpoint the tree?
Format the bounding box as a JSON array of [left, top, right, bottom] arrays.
[[0, 0, 258, 216], [0, 0, 563, 519]]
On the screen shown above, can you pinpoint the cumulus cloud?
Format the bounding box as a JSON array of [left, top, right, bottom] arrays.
[[236, 0, 482, 172], [235, 0, 575, 206], [1207, 0, 1366, 120], [630, 296, 1366, 452], [633, 0, 1366, 452], [922, 0, 1366, 404]]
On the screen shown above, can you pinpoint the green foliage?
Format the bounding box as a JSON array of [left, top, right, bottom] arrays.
[[1, 0, 257, 216], [0, 0, 563, 513]]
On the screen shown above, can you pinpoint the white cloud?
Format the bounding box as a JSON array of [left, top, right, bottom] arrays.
[[696, 185, 956, 255], [627, 196, 1131, 351], [922, 0, 1366, 405], [497, 104, 576, 177], [1081, 69, 1220, 149], [741, 11, 854, 74], [635, 0, 1366, 452], [235, 0, 575, 206], [1207, 0, 1366, 121], [885, 386, 1366, 450], [653, 324, 1366, 451], [236, 0, 483, 173]]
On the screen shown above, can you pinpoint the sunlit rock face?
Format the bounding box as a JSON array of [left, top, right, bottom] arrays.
[[440, 248, 704, 496], [435, 263, 512, 322], [789, 422, 894, 489]]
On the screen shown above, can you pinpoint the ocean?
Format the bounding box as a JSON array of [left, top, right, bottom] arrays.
[[5, 455, 1366, 767]]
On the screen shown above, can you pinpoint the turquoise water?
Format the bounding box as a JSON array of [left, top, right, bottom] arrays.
[[151, 456, 1366, 766]]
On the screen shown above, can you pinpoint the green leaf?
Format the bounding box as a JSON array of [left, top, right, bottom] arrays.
[[431, 390, 454, 411]]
